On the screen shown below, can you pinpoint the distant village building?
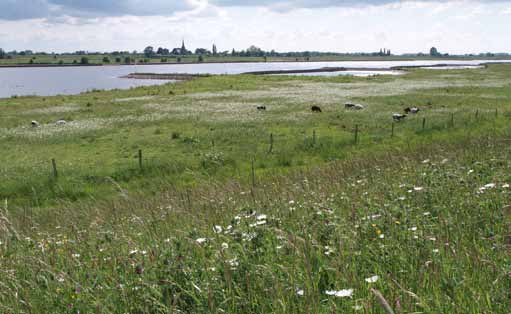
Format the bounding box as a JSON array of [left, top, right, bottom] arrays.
[[171, 40, 191, 55]]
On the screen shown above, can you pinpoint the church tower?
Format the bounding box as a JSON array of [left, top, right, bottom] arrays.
[[181, 40, 187, 54]]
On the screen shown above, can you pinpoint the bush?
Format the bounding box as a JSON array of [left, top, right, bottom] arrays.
[[124, 57, 131, 64], [115, 57, 121, 63], [80, 57, 89, 64], [102, 57, 110, 63]]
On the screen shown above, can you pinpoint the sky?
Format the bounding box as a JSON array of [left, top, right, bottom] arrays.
[[0, 0, 510, 54]]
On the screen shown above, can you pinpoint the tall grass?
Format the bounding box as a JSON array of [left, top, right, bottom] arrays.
[[0, 65, 510, 312]]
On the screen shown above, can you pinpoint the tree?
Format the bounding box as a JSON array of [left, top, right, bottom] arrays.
[[102, 57, 110, 63], [115, 57, 121, 63], [124, 56, 131, 64], [144, 46, 154, 58], [195, 48, 210, 55], [212, 44, 217, 55], [430, 47, 440, 56], [198, 55, 204, 62], [0, 48, 5, 59], [80, 57, 89, 64]]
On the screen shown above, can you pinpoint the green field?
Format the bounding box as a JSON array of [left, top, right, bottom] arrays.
[[0, 65, 510, 313]]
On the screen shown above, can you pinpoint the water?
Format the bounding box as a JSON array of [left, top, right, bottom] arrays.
[[0, 59, 507, 98]]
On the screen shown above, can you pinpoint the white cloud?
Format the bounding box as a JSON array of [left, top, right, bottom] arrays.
[[0, 1, 510, 54]]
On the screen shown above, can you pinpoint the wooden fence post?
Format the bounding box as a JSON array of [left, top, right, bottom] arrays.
[[312, 130, 316, 146], [268, 133, 274, 153], [354, 124, 359, 144], [51, 158, 58, 179], [138, 149, 143, 170], [422, 117, 426, 130], [391, 122, 394, 138]]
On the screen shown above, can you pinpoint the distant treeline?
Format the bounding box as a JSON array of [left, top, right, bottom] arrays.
[[1, 46, 509, 60]]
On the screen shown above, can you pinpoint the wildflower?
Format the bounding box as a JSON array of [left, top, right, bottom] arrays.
[[433, 249, 439, 253], [365, 275, 379, 283], [221, 242, 229, 250], [423, 212, 431, 216], [422, 159, 430, 164], [257, 214, 267, 221], [503, 183, 509, 188], [413, 187, 424, 191], [72, 253, 80, 258], [213, 225, 223, 233], [325, 289, 354, 298], [479, 183, 496, 192], [324, 246, 335, 256], [129, 249, 138, 256], [408, 226, 417, 231], [196, 238, 207, 244], [364, 214, 382, 220], [228, 258, 239, 267], [289, 200, 295, 204], [395, 220, 401, 225], [353, 305, 364, 311], [296, 289, 304, 296], [441, 158, 449, 164], [468, 169, 474, 174], [428, 237, 437, 241], [379, 234, 385, 239]]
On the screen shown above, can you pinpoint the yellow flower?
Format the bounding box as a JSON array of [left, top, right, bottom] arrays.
[[395, 221, 401, 225]]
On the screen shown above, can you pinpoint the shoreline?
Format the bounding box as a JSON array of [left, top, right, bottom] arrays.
[[122, 63, 494, 79], [1, 58, 510, 69]]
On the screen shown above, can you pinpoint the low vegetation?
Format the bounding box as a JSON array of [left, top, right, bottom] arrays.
[[0, 65, 510, 312]]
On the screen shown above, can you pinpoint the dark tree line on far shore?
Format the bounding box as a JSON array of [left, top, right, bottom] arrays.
[[0, 45, 508, 61]]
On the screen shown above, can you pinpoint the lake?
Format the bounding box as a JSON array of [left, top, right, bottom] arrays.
[[0, 60, 507, 98]]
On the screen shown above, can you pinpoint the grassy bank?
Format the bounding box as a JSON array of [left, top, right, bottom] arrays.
[[0, 65, 510, 312]]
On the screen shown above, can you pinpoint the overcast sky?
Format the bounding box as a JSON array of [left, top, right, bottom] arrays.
[[0, 0, 510, 54]]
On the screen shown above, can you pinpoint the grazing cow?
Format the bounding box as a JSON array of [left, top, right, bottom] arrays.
[[345, 103, 364, 110], [55, 120, 67, 125], [311, 105, 322, 113], [404, 107, 420, 114], [31, 120, 40, 128], [393, 113, 407, 122], [257, 105, 266, 111]]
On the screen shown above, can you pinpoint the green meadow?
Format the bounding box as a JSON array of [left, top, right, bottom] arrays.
[[0, 65, 510, 313]]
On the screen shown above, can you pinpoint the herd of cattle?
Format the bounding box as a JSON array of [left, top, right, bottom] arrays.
[[256, 102, 420, 122], [30, 103, 420, 127]]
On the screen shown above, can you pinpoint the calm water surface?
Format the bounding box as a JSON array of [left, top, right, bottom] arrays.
[[0, 60, 507, 98]]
